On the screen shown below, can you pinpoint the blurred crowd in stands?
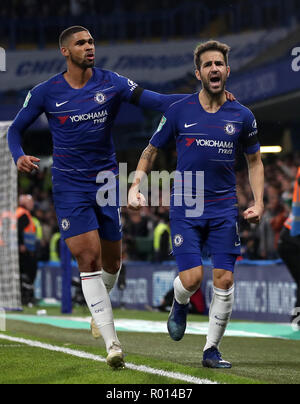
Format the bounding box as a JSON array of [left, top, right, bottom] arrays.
[[0, 0, 228, 18], [2, 0, 297, 49], [238, 153, 299, 260], [0, 0, 210, 20], [18, 151, 300, 264]]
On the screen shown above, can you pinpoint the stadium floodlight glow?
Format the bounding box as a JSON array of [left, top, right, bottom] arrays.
[[260, 146, 282, 154], [0, 47, 6, 72]]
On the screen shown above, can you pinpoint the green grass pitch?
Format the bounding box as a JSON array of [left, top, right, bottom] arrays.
[[1, 307, 300, 385]]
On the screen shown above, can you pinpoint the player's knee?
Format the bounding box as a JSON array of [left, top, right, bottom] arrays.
[[103, 259, 122, 274], [180, 270, 203, 292], [219, 279, 233, 291], [187, 279, 202, 292], [214, 271, 234, 290], [76, 250, 101, 272]]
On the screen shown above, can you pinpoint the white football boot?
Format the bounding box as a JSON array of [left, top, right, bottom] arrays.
[[106, 341, 125, 369]]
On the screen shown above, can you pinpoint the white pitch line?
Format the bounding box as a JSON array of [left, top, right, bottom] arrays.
[[0, 334, 217, 385]]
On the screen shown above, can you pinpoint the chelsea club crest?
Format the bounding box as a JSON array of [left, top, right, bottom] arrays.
[[94, 92, 107, 105], [173, 234, 184, 248], [61, 218, 70, 232], [224, 122, 236, 136]]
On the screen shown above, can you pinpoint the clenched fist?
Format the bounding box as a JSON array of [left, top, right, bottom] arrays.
[[128, 188, 146, 211]]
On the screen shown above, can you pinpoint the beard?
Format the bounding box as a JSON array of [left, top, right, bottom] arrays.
[[69, 51, 95, 69], [201, 76, 227, 97]]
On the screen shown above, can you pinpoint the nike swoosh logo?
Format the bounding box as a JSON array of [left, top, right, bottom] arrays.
[[184, 123, 198, 128], [235, 242, 241, 247], [91, 300, 104, 308], [56, 101, 69, 107], [214, 315, 227, 321]]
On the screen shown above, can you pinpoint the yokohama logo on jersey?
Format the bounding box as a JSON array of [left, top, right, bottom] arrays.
[[70, 110, 108, 123], [185, 138, 234, 148], [185, 138, 234, 154], [58, 110, 108, 125], [195, 139, 234, 148]]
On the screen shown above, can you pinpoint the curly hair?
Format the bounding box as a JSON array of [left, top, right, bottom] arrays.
[[194, 40, 231, 71]]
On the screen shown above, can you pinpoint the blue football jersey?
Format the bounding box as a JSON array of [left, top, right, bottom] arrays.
[[8, 67, 185, 192], [150, 93, 260, 219]]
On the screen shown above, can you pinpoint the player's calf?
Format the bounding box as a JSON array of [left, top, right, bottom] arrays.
[[80, 271, 124, 368], [203, 284, 234, 354]]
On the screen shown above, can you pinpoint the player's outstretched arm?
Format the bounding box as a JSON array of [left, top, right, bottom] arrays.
[[243, 150, 264, 224], [137, 89, 236, 113], [128, 144, 158, 210]]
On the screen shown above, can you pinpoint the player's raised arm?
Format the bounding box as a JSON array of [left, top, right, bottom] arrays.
[[243, 150, 265, 224], [128, 144, 158, 210], [128, 108, 176, 210], [239, 110, 264, 224], [7, 85, 44, 172]]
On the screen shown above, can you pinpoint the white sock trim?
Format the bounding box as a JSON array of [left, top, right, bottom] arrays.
[[173, 276, 194, 305], [80, 271, 102, 278], [213, 284, 235, 297]]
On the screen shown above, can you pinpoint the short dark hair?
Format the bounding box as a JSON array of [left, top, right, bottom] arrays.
[[194, 40, 231, 71], [59, 26, 89, 48]]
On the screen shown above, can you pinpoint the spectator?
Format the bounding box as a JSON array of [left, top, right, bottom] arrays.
[[153, 206, 172, 262], [49, 227, 61, 262], [278, 167, 300, 328], [256, 185, 287, 259], [16, 194, 38, 305], [122, 207, 151, 260]]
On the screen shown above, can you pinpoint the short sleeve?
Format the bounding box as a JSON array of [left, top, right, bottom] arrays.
[[21, 83, 45, 115], [240, 109, 260, 155], [149, 109, 176, 149], [110, 71, 139, 103]]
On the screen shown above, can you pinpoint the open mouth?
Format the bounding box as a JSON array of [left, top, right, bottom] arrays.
[[210, 76, 221, 85], [86, 53, 95, 61]]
